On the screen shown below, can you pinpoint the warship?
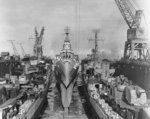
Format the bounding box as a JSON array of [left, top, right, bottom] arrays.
[[0, 59, 52, 119], [0, 27, 53, 119], [54, 27, 79, 113], [80, 7, 150, 117], [82, 53, 150, 119], [81, 47, 150, 119]]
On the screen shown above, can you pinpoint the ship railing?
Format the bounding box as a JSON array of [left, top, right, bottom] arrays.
[[88, 84, 123, 119], [8, 88, 43, 119]]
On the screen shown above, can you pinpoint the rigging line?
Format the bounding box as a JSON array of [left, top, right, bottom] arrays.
[[78, 0, 81, 51], [75, 0, 78, 52], [75, 0, 81, 52]]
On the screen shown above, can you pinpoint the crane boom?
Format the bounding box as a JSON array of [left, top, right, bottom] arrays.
[[33, 27, 45, 63], [39, 27, 44, 45], [115, 0, 142, 28], [19, 43, 25, 57], [8, 40, 19, 56]]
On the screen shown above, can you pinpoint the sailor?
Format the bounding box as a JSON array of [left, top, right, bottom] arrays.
[[12, 107, 17, 119], [16, 101, 20, 111], [8, 108, 13, 119], [6, 111, 10, 119], [34, 84, 38, 93], [12, 116, 17, 119]]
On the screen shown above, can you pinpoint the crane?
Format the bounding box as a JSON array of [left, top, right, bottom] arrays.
[[19, 43, 26, 57], [115, 0, 149, 60], [33, 27, 45, 63], [8, 40, 19, 56]]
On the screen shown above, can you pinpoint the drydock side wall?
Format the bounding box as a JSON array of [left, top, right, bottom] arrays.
[[113, 62, 150, 98]]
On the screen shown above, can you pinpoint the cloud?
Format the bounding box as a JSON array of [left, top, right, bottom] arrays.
[[0, 0, 148, 59]]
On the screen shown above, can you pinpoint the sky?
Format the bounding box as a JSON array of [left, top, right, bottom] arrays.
[[0, 0, 149, 59]]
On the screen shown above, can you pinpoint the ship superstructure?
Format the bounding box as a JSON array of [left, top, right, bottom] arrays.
[[54, 27, 79, 113]]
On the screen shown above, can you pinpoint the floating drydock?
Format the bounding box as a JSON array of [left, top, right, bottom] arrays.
[[112, 60, 150, 98]]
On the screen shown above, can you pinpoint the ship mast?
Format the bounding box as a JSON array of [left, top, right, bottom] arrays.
[[62, 27, 72, 51], [64, 27, 70, 42], [89, 29, 103, 65]]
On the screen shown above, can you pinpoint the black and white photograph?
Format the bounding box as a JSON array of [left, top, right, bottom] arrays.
[[0, 0, 150, 119]]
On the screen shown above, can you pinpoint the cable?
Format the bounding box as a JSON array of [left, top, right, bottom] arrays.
[[78, 0, 81, 52], [75, 0, 81, 53], [75, 0, 78, 52]]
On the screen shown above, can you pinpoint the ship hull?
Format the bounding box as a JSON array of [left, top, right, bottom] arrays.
[[55, 60, 78, 88], [78, 84, 104, 119], [24, 76, 51, 119], [112, 61, 150, 98], [0, 64, 52, 119], [54, 60, 78, 112], [0, 80, 50, 119]]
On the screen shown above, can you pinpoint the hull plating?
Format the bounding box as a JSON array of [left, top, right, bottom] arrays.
[[54, 60, 78, 112], [55, 60, 78, 88]]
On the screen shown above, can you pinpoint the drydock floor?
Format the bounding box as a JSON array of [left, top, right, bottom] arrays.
[[39, 82, 87, 119], [39, 72, 100, 119]]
